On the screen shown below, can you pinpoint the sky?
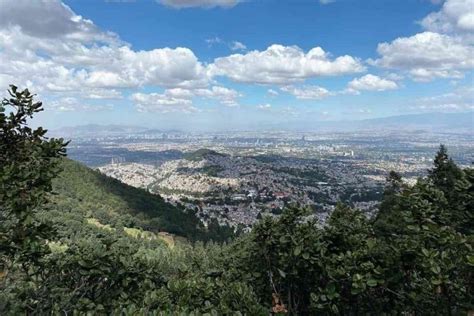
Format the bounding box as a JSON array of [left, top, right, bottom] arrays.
[[0, 0, 473, 130]]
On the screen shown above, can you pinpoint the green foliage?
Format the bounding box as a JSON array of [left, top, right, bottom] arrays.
[[199, 164, 225, 177], [0, 85, 68, 312], [373, 170, 406, 235], [51, 158, 214, 241], [429, 145, 464, 193], [184, 148, 225, 161], [225, 152, 473, 314]]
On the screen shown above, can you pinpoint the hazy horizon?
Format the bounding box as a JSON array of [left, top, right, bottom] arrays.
[[46, 111, 473, 134]]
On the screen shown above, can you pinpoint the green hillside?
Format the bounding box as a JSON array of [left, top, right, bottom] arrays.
[[184, 148, 225, 161], [49, 159, 210, 241]]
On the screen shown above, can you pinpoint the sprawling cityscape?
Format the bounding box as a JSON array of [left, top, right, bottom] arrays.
[[61, 126, 473, 229]]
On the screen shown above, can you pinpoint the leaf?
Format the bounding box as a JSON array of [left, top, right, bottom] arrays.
[[421, 248, 430, 257], [327, 282, 336, 294], [367, 279, 378, 287], [278, 269, 286, 278], [431, 266, 441, 274], [467, 255, 474, 266], [351, 287, 360, 295], [353, 273, 362, 281], [431, 279, 442, 285], [294, 246, 302, 256], [366, 239, 375, 249]]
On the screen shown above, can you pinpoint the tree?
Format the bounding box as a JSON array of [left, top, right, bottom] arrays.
[[428, 144, 471, 233], [374, 171, 405, 235], [0, 85, 68, 311], [429, 144, 464, 195]]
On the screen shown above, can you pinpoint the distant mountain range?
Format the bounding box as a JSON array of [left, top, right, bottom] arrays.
[[51, 112, 474, 136], [273, 112, 473, 133], [49, 124, 150, 137]]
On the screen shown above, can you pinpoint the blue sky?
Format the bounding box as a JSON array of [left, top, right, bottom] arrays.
[[0, 0, 472, 130]]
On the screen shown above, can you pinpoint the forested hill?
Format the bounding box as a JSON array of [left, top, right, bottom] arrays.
[[50, 158, 208, 240]]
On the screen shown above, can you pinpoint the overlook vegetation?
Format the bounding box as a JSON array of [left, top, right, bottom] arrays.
[[1, 86, 473, 314], [50, 158, 220, 242]]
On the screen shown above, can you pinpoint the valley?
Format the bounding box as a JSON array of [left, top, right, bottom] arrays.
[[63, 127, 473, 229]]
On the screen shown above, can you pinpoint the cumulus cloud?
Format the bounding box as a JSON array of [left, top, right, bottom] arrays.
[[158, 0, 241, 9], [131, 92, 195, 113], [230, 41, 247, 51], [131, 86, 241, 112], [371, 32, 474, 81], [370, 1, 474, 82], [209, 44, 365, 84], [206, 36, 223, 47], [0, 0, 373, 114], [281, 85, 331, 100], [85, 89, 123, 100], [48, 97, 113, 112], [411, 85, 474, 112], [0, 0, 211, 113], [257, 103, 272, 110], [420, 0, 474, 36], [347, 74, 398, 93], [267, 89, 279, 97], [194, 86, 242, 106], [0, 0, 118, 42]]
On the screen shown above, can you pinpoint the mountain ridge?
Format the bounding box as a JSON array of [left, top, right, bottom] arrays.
[[49, 158, 228, 241], [50, 112, 474, 135]]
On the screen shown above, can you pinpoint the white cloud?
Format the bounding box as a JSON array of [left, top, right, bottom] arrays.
[[48, 97, 113, 112], [347, 74, 398, 93], [85, 89, 123, 100], [319, 0, 336, 4], [257, 103, 272, 110], [267, 89, 279, 96], [131, 85, 241, 112], [209, 44, 365, 84], [386, 73, 405, 81], [281, 85, 331, 100], [131, 92, 195, 113], [206, 36, 223, 46], [371, 32, 474, 81], [230, 41, 247, 51], [0, 0, 118, 42], [194, 86, 242, 106], [158, 0, 241, 9], [420, 0, 474, 36], [0, 0, 212, 112], [370, 1, 474, 82], [412, 85, 474, 112]]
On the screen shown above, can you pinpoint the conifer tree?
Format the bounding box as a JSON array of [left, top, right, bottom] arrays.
[[428, 144, 463, 194]]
